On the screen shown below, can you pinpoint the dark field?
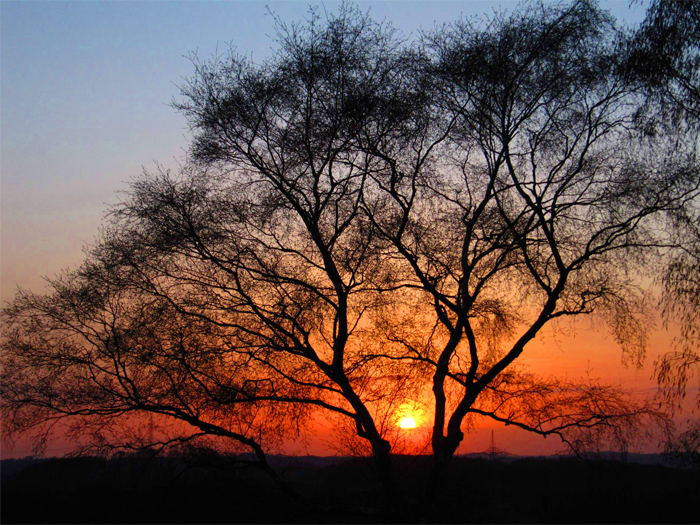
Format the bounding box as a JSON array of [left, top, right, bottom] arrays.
[[2, 454, 699, 523]]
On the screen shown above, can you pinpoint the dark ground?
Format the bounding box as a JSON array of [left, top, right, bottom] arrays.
[[2, 453, 699, 523]]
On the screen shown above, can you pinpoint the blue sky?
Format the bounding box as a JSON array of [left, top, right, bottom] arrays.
[[1, 0, 650, 304]]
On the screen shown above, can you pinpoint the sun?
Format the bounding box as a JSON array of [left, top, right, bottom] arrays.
[[399, 417, 417, 429]]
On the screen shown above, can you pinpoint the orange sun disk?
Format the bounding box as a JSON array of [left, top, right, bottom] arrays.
[[399, 417, 417, 429]]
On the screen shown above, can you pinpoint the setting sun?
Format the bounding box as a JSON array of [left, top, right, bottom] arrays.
[[399, 417, 417, 429]]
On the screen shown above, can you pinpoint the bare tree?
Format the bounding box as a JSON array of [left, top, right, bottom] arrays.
[[352, 1, 696, 507], [1, 1, 696, 518], [622, 0, 700, 468], [624, 0, 700, 125], [622, 0, 700, 412], [656, 202, 700, 411], [664, 419, 700, 469], [0, 259, 308, 501]]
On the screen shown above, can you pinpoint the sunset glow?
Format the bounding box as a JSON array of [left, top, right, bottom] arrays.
[[399, 417, 417, 429], [0, 0, 686, 468]]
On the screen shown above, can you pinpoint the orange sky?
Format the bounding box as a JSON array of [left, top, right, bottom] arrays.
[[2, 317, 682, 460]]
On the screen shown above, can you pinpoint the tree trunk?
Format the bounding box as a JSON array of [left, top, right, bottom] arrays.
[[371, 439, 399, 514], [419, 432, 463, 522]]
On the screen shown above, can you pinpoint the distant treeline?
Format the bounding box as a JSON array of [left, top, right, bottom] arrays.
[[2, 453, 699, 523]]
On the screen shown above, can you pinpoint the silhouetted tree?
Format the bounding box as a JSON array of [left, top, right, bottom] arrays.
[[624, 0, 700, 125], [656, 202, 700, 411], [623, 0, 700, 412], [0, 262, 307, 501], [623, 0, 700, 469], [347, 2, 696, 510], [665, 419, 700, 469], [2, 1, 697, 518]]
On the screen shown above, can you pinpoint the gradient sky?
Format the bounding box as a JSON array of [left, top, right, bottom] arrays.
[[1, 0, 658, 458]]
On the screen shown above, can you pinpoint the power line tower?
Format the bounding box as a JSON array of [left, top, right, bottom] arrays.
[[482, 430, 511, 460]]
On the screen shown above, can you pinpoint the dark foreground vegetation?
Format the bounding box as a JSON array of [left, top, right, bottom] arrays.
[[2, 453, 699, 524]]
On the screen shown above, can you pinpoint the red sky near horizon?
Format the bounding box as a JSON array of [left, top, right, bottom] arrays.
[[2, 319, 682, 461]]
